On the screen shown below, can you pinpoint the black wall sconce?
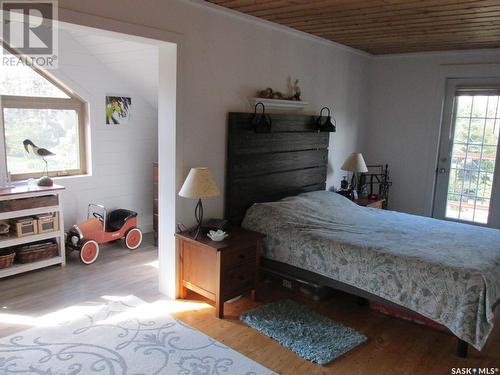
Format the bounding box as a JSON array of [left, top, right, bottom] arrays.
[[250, 102, 272, 133], [316, 106, 336, 132]]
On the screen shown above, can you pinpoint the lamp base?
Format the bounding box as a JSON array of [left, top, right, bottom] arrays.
[[193, 198, 203, 240]]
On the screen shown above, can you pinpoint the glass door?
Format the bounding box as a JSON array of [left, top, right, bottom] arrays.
[[434, 80, 500, 225]]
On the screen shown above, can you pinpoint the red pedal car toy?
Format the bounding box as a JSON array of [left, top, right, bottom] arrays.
[[66, 204, 143, 264]]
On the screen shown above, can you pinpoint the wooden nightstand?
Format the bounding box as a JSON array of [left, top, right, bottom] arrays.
[[175, 227, 263, 318], [353, 197, 386, 209]]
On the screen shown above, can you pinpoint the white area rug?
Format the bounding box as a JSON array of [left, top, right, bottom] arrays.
[[0, 296, 276, 374]]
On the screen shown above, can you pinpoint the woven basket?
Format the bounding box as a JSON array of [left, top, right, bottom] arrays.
[[16, 242, 58, 264], [0, 252, 15, 269]]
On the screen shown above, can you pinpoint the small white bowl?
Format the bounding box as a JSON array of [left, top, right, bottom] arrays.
[[207, 230, 228, 241]]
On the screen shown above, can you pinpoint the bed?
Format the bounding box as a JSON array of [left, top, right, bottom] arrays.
[[241, 190, 500, 352], [225, 110, 499, 357]]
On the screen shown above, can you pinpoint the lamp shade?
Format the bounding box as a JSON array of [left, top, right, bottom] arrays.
[[179, 167, 221, 198], [341, 152, 368, 173]]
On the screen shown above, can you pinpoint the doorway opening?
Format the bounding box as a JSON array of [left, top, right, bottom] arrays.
[[1, 17, 178, 297]]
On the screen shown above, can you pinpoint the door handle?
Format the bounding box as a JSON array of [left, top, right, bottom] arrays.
[[439, 168, 447, 174]]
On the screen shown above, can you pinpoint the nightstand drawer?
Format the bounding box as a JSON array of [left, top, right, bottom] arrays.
[[222, 245, 257, 269], [223, 262, 255, 296]]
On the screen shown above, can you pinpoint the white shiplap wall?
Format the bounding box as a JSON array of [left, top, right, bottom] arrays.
[[51, 28, 158, 232]]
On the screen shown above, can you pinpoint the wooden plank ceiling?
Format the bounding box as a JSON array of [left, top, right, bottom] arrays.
[[206, 0, 500, 54]]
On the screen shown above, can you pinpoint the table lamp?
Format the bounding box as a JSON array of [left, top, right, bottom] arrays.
[[179, 167, 221, 239], [341, 152, 368, 193]]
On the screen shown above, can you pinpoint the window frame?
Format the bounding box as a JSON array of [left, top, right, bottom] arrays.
[[0, 63, 88, 181]]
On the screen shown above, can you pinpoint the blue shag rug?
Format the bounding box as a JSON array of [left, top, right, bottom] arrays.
[[240, 299, 367, 365]]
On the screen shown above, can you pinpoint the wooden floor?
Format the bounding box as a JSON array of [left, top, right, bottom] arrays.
[[1, 234, 499, 374]]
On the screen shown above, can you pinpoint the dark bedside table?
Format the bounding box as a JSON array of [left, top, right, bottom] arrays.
[[175, 227, 263, 318], [353, 197, 386, 209]]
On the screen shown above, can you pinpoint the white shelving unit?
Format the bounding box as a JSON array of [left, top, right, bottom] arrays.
[[0, 184, 65, 279]]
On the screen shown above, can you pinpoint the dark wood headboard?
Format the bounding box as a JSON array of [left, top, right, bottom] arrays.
[[225, 112, 330, 224]]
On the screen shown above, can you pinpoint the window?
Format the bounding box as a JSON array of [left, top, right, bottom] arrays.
[[1, 49, 87, 180]]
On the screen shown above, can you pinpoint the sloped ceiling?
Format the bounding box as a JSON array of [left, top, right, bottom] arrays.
[[66, 29, 159, 108]]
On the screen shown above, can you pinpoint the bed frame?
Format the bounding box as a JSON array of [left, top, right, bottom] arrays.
[[225, 111, 469, 357]]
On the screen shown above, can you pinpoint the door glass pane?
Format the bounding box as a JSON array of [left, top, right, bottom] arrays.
[[446, 95, 499, 224], [453, 117, 470, 143], [456, 96, 473, 117]]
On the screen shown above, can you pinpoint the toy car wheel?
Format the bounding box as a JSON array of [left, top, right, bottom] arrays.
[[125, 228, 143, 250], [80, 240, 99, 264]]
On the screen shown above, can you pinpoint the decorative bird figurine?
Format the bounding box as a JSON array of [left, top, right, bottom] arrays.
[[23, 139, 55, 186]]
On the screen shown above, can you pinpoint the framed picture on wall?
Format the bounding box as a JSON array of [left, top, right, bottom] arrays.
[[106, 96, 131, 125]]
